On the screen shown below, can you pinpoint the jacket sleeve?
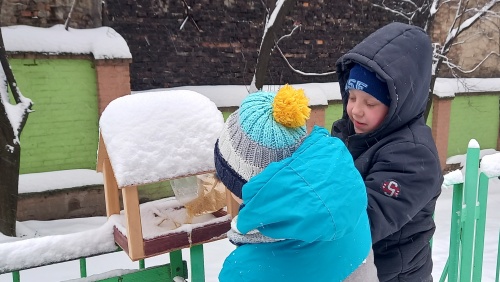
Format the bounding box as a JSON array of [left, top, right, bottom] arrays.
[[365, 141, 442, 243]]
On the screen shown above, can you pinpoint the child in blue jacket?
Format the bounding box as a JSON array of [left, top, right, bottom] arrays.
[[214, 84, 379, 281], [331, 22, 443, 281]]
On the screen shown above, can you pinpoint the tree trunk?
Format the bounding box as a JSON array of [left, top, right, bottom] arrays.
[[253, 0, 296, 91], [0, 129, 20, 236], [0, 27, 31, 236], [424, 73, 437, 121]]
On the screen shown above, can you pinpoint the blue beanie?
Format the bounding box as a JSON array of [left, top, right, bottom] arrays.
[[346, 64, 391, 107], [214, 85, 311, 199]]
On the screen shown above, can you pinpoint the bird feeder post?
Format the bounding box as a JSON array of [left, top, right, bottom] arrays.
[[121, 185, 144, 260]]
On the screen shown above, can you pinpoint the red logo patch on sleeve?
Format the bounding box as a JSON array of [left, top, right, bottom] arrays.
[[382, 180, 400, 198]]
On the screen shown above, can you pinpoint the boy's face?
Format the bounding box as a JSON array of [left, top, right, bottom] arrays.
[[347, 89, 389, 134]]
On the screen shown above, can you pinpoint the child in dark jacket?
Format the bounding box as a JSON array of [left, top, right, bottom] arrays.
[[214, 85, 379, 281], [331, 22, 443, 282]]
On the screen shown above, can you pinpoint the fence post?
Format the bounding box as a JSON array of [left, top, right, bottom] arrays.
[[496, 230, 500, 282], [459, 141, 480, 281], [472, 173, 490, 281], [12, 271, 19, 282], [190, 244, 205, 282], [79, 258, 87, 278], [447, 182, 464, 282]]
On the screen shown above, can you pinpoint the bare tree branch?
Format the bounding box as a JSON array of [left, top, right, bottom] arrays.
[[65, 0, 77, 31], [373, 0, 500, 121], [275, 25, 335, 76], [445, 51, 500, 73], [179, 0, 202, 32], [250, 0, 296, 92]]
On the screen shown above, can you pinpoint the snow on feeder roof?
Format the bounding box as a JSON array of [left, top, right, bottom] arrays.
[[99, 90, 224, 188], [1, 24, 132, 59]]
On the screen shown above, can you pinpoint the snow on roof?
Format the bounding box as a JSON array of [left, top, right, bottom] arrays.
[[433, 78, 500, 98], [1, 25, 132, 59], [140, 78, 500, 108], [137, 82, 340, 108], [99, 90, 224, 188]]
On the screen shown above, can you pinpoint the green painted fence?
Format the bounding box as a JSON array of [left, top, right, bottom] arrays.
[[439, 141, 500, 282]]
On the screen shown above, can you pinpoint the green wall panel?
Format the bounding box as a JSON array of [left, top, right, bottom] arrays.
[[221, 111, 232, 120], [325, 102, 343, 130], [448, 94, 499, 156], [11, 59, 99, 174]]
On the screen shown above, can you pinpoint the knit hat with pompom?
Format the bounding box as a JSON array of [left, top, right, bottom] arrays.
[[214, 84, 311, 199]]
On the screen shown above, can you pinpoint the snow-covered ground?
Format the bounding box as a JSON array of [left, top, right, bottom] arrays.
[[1, 151, 499, 281]]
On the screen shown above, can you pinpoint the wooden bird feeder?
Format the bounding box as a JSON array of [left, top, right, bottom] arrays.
[[96, 90, 232, 263]]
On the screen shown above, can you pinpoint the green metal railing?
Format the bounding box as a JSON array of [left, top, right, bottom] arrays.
[[439, 141, 500, 282], [5, 245, 207, 282]]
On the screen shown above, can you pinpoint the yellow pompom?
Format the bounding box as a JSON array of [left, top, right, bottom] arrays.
[[272, 84, 311, 128]]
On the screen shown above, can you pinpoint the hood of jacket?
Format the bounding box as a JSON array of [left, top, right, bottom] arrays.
[[235, 126, 368, 243], [335, 22, 433, 140]]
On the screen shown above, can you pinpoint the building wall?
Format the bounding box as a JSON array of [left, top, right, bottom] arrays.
[[11, 57, 99, 174], [3, 1, 498, 89], [448, 93, 500, 155], [102, 0, 420, 91], [0, 0, 101, 28], [430, 1, 500, 78]]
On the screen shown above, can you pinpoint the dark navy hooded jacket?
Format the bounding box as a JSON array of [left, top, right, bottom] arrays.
[[331, 22, 443, 282]]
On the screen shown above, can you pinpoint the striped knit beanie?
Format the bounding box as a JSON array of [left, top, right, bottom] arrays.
[[214, 84, 311, 199]]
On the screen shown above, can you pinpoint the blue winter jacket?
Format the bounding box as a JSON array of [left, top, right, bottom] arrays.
[[219, 126, 373, 282]]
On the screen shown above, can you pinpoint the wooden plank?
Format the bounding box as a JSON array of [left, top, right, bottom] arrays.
[[103, 157, 120, 217], [225, 188, 241, 218], [96, 134, 107, 173], [113, 209, 230, 259], [122, 185, 145, 260]]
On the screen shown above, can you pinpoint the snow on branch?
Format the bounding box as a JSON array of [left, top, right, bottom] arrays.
[[372, 0, 432, 24], [0, 30, 33, 145], [444, 0, 499, 48]]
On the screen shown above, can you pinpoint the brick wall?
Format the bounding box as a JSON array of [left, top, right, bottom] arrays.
[[430, 1, 500, 78], [0, 0, 101, 28], [9, 55, 131, 174], [103, 0, 423, 91], [11, 57, 99, 174], [431, 97, 452, 169], [447, 94, 500, 154], [306, 106, 326, 133], [3, 1, 498, 89], [95, 59, 132, 115]]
